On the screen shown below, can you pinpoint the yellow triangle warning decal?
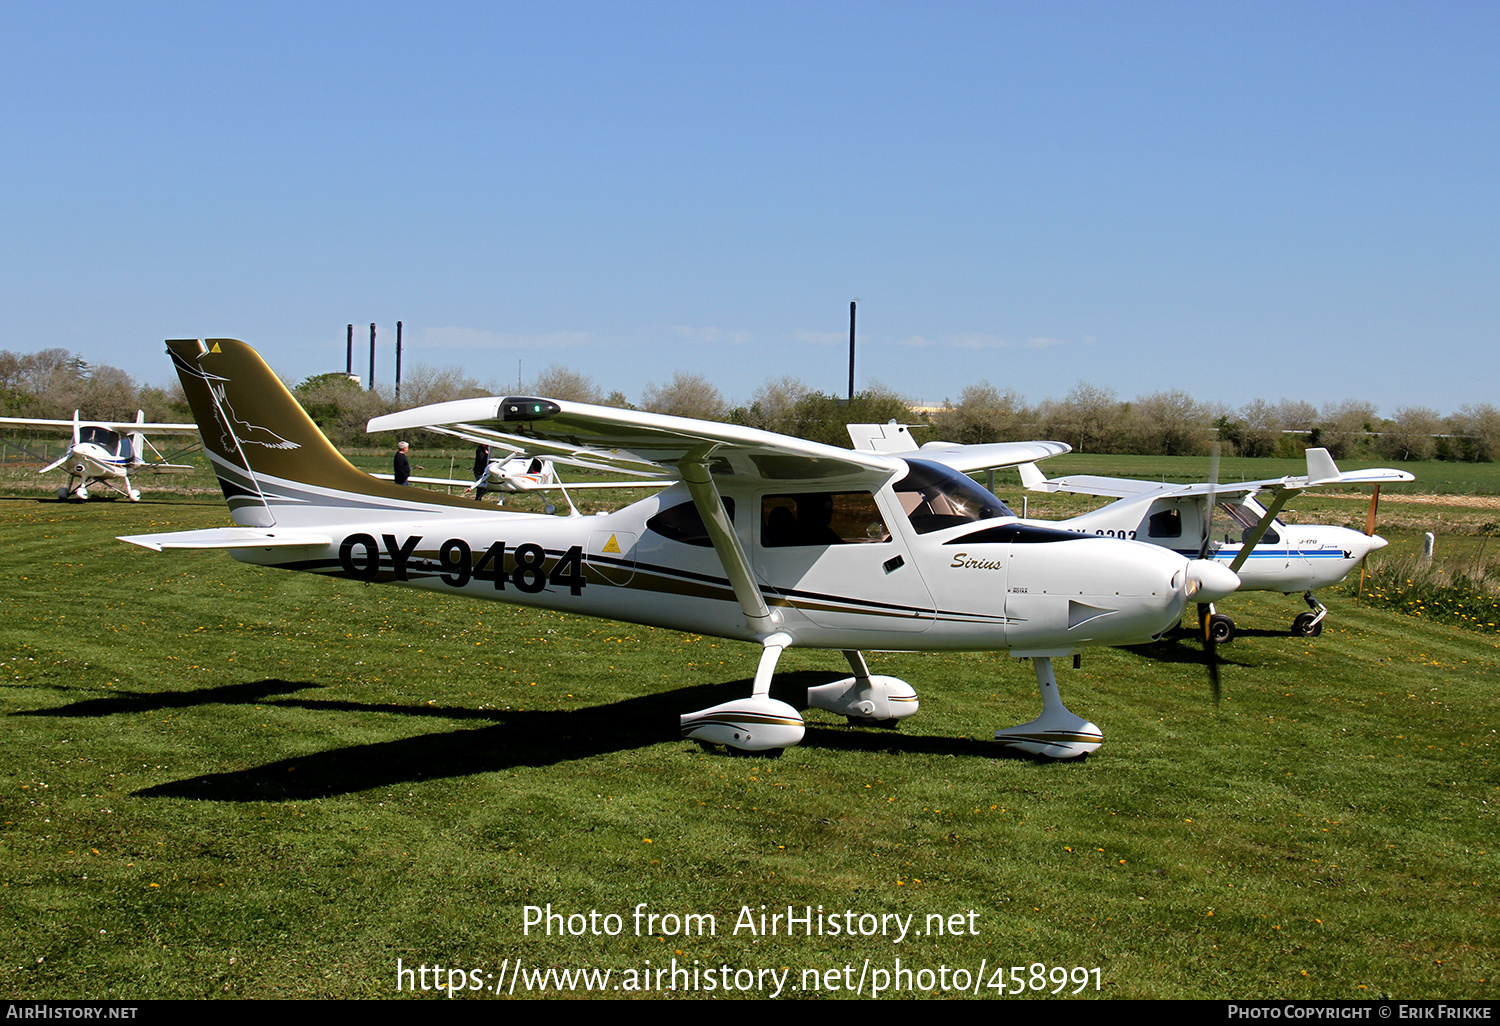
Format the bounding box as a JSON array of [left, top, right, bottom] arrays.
[[602, 534, 621, 554], [209, 342, 222, 353]]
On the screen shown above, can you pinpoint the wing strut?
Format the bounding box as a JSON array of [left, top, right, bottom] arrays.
[[679, 456, 773, 632], [1227, 488, 1301, 574]]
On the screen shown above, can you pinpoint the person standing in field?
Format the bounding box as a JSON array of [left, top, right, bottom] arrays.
[[394, 441, 411, 486]]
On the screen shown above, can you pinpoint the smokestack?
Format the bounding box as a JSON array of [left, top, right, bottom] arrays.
[[395, 321, 403, 400], [847, 300, 856, 402], [346, 324, 353, 376], [368, 322, 376, 391]]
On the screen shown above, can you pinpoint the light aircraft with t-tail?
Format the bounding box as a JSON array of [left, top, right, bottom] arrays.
[[120, 339, 1239, 760]]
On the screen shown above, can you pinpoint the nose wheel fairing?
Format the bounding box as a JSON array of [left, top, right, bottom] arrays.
[[993, 657, 1102, 759]]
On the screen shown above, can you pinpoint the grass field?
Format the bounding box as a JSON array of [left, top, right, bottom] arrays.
[[1, 492, 1496, 1001]]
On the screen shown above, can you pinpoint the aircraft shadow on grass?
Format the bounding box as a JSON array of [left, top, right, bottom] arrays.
[[15, 671, 1066, 802]]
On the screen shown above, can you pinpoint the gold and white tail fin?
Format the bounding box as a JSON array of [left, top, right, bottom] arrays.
[[164, 338, 485, 529]]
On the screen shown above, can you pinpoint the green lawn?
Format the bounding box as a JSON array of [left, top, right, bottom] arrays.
[[1, 496, 1495, 999]]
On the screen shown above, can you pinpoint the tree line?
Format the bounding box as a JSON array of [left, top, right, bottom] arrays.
[[3, 347, 1495, 462]]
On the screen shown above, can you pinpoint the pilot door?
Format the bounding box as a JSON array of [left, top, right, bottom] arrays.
[[752, 488, 934, 633]]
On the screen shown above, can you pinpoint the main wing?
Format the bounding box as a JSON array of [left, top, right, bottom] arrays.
[[1018, 447, 1414, 501], [0, 416, 199, 434], [370, 398, 903, 633], [372, 400, 897, 484]]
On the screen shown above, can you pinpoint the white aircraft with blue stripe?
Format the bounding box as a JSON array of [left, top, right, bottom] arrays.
[[1013, 449, 1413, 641]]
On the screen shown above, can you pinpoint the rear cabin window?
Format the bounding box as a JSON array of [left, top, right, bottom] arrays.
[[1148, 508, 1183, 538], [645, 499, 735, 547]]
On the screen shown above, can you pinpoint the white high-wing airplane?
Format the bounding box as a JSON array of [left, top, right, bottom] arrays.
[[389, 454, 667, 501], [379, 454, 667, 518], [382, 454, 565, 494], [120, 339, 1238, 760], [1012, 451, 1413, 641], [477, 453, 557, 496], [0, 411, 199, 501]]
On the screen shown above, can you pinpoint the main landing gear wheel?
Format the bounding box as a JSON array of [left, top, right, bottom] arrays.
[[680, 633, 806, 752], [681, 644, 920, 754], [1206, 613, 1235, 645], [809, 650, 918, 729], [1291, 592, 1328, 637], [1291, 611, 1324, 637]]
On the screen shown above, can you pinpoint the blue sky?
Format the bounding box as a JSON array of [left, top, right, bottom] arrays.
[[3, 1, 1496, 415]]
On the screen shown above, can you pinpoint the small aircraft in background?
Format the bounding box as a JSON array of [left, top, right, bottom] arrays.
[[377, 451, 668, 515], [1014, 450, 1412, 641], [379, 453, 564, 495], [121, 338, 1239, 761], [0, 411, 199, 501], [476, 453, 559, 497]]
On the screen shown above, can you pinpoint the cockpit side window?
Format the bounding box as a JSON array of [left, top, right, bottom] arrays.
[[894, 460, 1014, 534], [761, 492, 890, 547], [1217, 500, 1279, 545]]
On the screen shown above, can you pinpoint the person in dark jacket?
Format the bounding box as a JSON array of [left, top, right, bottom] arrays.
[[394, 441, 411, 486], [473, 444, 490, 499]]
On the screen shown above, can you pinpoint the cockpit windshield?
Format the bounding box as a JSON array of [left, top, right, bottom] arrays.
[[894, 460, 1015, 534], [78, 426, 128, 458]]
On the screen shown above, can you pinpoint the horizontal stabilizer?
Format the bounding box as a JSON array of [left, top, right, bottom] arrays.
[[845, 423, 1071, 472], [119, 527, 333, 552], [905, 440, 1072, 474]]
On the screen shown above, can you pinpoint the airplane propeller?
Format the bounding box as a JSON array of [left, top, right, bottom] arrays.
[[1196, 441, 1226, 706], [1355, 484, 1383, 601], [1204, 613, 1222, 706], [1198, 441, 1220, 563], [1185, 556, 1237, 707]]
